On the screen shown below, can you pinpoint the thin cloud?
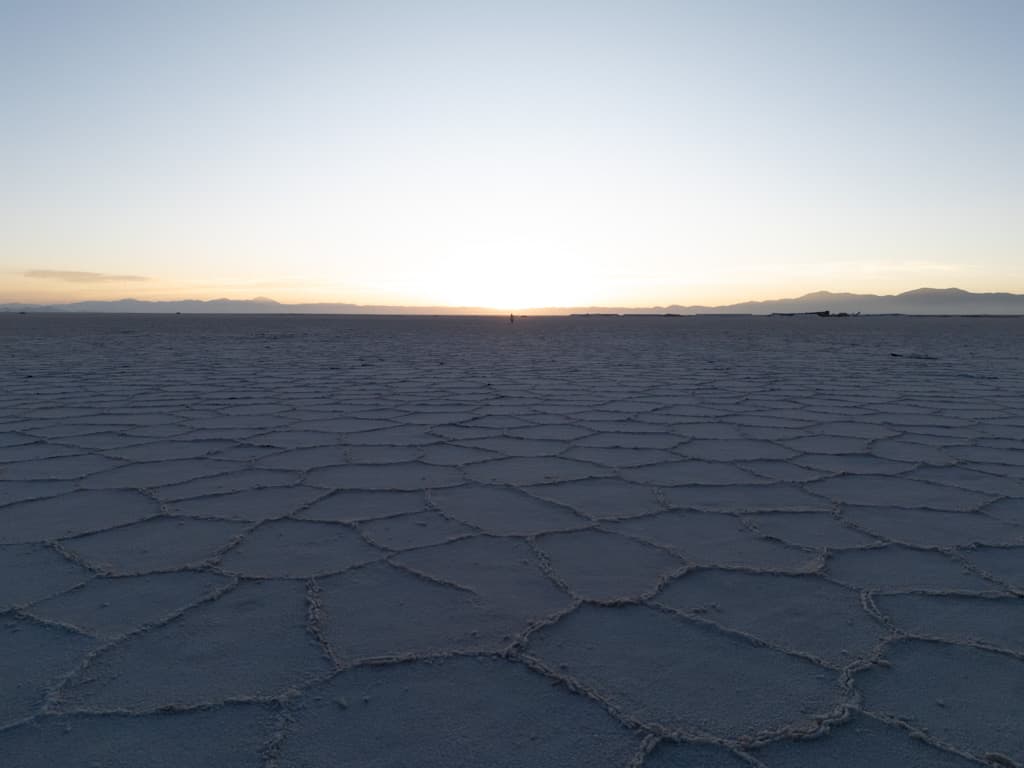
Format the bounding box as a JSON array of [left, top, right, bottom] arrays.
[[24, 270, 150, 283]]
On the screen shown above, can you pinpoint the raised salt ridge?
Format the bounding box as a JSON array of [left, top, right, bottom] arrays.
[[1, 314, 1022, 766]]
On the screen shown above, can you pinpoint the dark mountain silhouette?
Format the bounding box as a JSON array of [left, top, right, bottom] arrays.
[[2, 288, 1023, 315], [653, 288, 1024, 316]]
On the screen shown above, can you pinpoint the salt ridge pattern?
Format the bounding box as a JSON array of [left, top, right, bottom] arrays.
[[0, 314, 1022, 767]]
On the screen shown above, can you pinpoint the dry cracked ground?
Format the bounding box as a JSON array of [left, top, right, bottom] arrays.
[[1, 313, 1022, 768]]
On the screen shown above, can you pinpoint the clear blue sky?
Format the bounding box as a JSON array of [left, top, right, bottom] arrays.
[[2, 0, 1021, 308]]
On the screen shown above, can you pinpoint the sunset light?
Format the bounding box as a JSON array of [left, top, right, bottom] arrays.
[[3, 1, 1022, 308]]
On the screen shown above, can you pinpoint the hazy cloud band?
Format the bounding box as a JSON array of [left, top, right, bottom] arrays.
[[24, 270, 150, 283]]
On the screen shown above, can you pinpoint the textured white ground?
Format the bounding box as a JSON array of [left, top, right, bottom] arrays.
[[0, 313, 1022, 768]]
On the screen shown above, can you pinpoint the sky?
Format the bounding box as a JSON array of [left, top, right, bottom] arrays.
[[2, 0, 1022, 309]]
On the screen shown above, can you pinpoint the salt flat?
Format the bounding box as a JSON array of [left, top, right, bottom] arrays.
[[0, 313, 1022, 767]]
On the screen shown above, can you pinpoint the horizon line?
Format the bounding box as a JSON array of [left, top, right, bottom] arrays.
[[4, 286, 1024, 316]]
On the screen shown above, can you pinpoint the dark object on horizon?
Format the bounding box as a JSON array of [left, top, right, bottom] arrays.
[[509, 313, 514, 324], [768, 310, 861, 318], [771, 310, 832, 317]]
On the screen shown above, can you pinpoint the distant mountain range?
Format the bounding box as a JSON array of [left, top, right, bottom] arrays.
[[654, 287, 1024, 316], [2, 288, 1023, 316]]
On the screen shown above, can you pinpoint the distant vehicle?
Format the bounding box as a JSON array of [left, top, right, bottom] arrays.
[[769, 310, 861, 318]]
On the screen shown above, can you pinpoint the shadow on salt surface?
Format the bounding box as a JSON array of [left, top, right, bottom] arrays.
[[744, 511, 878, 550], [166, 485, 325, 522], [535, 528, 683, 602], [77, 458, 245, 490], [654, 570, 888, 666], [621, 460, 769, 486], [675, 438, 798, 462], [807, 475, 991, 511], [243, 430, 342, 449], [342, 425, 441, 446], [610, 511, 817, 572], [910, 465, 1024, 499], [394, 537, 572, 623], [841, 507, 1024, 548], [25, 571, 232, 639], [871, 438, 957, 465], [102, 438, 234, 461], [0, 479, 77, 507], [0, 442, 84, 462], [298, 489, 426, 522], [0, 489, 158, 544], [150, 468, 300, 502], [318, 543, 571, 661], [1, 617, 96, 727], [0, 433, 43, 449], [59, 517, 248, 575], [660, 483, 827, 512], [858, 640, 1024, 765], [736, 459, 827, 482], [218, 519, 382, 578], [574, 430, 681, 449], [825, 546, 999, 593], [564, 445, 681, 468], [970, 462, 1024, 481], [420, 442, 502, 465], [457, 435, 568, 456], [526, 604, 844, 740], [644, 741, 750, 767], [56, 581, 330, 712], [358, 510, 474, 550], [0, 706, 274, 768], [794, 453, 914, 475], [0, 454, 123, 481], [279, 657, 640, 767], [429, 484, 588, 535], [464, 456, 614, 485], [319, 563, 505, 658], [524, 477, 663, 520], [875, 593, 1024, 653], [0, 543, 90, 610], [749, 712, 978, 768], [960, 546, 1024, 591], [306, 461, 463, 490]]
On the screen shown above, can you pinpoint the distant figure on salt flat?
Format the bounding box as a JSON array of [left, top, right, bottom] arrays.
[[510, 313, 514, 324]]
